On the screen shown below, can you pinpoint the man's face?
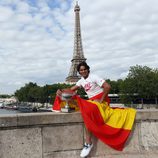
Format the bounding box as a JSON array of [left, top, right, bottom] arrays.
[[79, 66, 89, 78]]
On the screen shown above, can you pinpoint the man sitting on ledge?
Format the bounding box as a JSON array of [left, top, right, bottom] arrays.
[[53, 62, 136, 158]]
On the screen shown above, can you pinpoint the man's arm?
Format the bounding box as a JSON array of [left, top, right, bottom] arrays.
[[100, 82, 111, 103], [56, 85, 79, 96], [70, 85, 79, 91]]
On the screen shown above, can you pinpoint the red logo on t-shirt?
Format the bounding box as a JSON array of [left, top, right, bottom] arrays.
[[84, 83, 92, 91]]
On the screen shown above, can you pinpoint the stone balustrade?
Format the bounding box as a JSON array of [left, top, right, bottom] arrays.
[[0, 110, 158, 158]]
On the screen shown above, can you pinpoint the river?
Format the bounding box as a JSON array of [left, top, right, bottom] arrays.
[[0, 109, 20, 115]]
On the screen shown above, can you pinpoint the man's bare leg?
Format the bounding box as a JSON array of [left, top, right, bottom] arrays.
[[85, 127, 92, 144]]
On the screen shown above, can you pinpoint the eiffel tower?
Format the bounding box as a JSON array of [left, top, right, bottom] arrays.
[[66, 2, 86, 83]]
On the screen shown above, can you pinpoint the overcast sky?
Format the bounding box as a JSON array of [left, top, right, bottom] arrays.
[[0, 0, 158, 94]]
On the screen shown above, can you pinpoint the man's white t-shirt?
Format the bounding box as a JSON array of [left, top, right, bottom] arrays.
[[76, 74, 105, 98]]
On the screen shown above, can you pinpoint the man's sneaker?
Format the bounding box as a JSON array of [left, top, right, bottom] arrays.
[[80, 142, 93, 157]]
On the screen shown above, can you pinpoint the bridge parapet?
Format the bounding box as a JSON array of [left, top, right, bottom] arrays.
[[0, 110, 158, 158]]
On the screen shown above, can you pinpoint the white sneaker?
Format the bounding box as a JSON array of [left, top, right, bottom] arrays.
[[80, 143, 93, 157]]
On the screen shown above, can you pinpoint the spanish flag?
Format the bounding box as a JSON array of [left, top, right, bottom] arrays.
[[53, 93, 136, 151]]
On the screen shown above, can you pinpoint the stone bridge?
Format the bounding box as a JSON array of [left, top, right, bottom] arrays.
[[0, 110, 158, 158]]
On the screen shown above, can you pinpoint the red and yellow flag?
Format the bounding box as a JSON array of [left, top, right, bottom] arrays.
[[53, 94, 136, 151]]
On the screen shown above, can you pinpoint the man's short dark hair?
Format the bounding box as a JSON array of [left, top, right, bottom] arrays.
[[77, 62, 90, 73]]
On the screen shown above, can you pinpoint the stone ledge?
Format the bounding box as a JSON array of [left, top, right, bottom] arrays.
[[0, 110, 158, 128], [0, 115, 17, 128], [0, 109, 158, 158], [136, 109, 158, 121], [0, 112, 83, 128]]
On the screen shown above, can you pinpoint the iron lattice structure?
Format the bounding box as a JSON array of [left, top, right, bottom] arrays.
[[66, 2, 86, 83]]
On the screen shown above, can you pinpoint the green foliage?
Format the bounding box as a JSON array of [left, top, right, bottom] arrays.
[[106, 79, 123, 94], [15, 82, 38, 102], [120, 65, 158, 104], [14, 82, 74, 104], [14, 65, 158, 105], [0, 94, 11, 98]]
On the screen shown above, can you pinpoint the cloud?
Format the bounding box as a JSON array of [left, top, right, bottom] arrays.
[[0, 0, 158, 94]]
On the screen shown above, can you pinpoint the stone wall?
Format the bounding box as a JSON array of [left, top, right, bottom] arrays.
[[0, 110, 158, 158]]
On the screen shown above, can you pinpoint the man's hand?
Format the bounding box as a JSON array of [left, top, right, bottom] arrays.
[[56, 89, 62, 96]]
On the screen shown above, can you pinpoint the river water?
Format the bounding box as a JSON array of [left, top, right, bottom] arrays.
[[0, 109, 19, 115]]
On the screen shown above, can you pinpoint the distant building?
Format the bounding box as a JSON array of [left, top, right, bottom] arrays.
[[0, 96, 18, 104]]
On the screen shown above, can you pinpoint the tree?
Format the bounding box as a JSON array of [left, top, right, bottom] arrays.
[[120, 65, 158, 105], [14, 65, 158, 106], [106, 79, 123, 94], [15, 82, 38, 102], [152, 68, 158, 104]]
